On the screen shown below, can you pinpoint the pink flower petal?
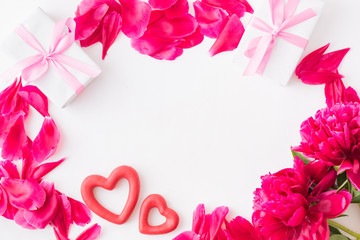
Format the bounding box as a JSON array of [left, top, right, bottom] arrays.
[[32, 117, 60, 163], [338, 159, 353, 173], [164, 0, 189, 19], [324, 78, 345, 107], [131, 36, 178, 56], [209, 206, 229, 239], [225, 216, 261, 240], [299, 71, 343, 85], [0, 160, 20, 179], [31, 158, 65, 180], [75, 224, 102, 240], [192, 204, 205, 233], [101, 11, 122, 59], [18, 85, 49, 117], [120, 0, 151, 38], [14, 210, 36, 229], [74, 4, 109, 40], [51, 193, 72, 239], [0, 79, 22, 115], [295, 43, 329, 78], [344, 86, 360, 103], [194, 1, 228, 39], [68, 197, 92, 226], [1, 115, 27, 161], [1, 178, 46, 211], [178, 28, 204, 49], [151, 45, 184, 60], [202, 0, 246, 17], [318, 48, 350, 72], [149, 0, 178, 10], [209, 15, 244, 56], [311, 190, 351, 219], [24, 181, 59, 229], [347, 170, 360, 190], [0, 186, 8, 216], [173, 231, 200, 240]]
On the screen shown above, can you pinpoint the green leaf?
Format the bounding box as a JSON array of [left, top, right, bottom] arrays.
[[351, 194, 360, 203], [329, 225, 341, 236], [329, 234, 350, 240], [291, 150, 310, 165], [337, 172, 347, 188]]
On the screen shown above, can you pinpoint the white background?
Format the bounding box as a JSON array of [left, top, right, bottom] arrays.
[[0, 0, 360, 239]]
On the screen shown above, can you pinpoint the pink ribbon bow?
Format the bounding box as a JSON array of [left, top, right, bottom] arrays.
[[243, 0, 317, 76], [2, 18, 100, 94]]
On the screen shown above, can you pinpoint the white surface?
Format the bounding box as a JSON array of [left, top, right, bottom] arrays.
[[0, 0, 360, 239]]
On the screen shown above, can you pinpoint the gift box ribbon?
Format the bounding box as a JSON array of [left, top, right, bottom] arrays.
[[243, 0, 317, 76], [1, 18, 100, 94]]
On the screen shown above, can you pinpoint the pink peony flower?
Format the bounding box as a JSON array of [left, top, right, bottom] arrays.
[[293, 99, 360, 190], [225, 216, 262, 240], [74, 0, 152, 59], [295, 44, 350, 107], [131, 0, 204, 60], [173, 204, 229, 240], [253, 157, 351, 240], [193, 0, 253, 56]]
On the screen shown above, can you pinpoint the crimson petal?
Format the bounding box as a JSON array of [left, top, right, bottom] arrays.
[[151, 45, 184, 60], [209, 15, 244, 56], [68, 197, 91, 226], [344, 86, 360, 103], [0, 186, 8, 216], [149, 0, 178, 10], [225, 216, 261, 240], [1, 178, 46, 211], [32, 117, 60, 163], [178, 28, 204, 49], [1, 115, 27, 161], [0, 79, 22, 115], [75, 224, 102, 240], [165, 0, 189, 19], [209, 206, 229, 239], [24, 181, 59, 229], [18, 85, 49, 117], [202, 0, 246, 17], [75, 4, 109, 40], [101, 11, 122, 59], [295, 43, 329, 77], [51, 193, 72, 238], [173, 231, 201, 240], [121, 0, 151, 38], [0, 160, 20, 179], [311, 190, 351, 219], [300, 71, 343, 85], [318, 48, 350, 72], [31, 158, 65, 180], [324, 78, 345, 107]]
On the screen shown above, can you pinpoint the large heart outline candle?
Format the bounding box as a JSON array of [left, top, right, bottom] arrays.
[[81, 165, 140, 224], [139, 194, 179, 234]]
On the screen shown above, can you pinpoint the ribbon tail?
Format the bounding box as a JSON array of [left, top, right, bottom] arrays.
[[50, 60, 85, 95], [54, 54, 101, 78], [244, 37, 262, 58], [243, 36, 273, 76], [279, 32, 308, 49]]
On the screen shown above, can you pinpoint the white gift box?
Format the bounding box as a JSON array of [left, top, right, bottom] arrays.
[[0, 8, 101, 108], [234, 0, 324, 86]]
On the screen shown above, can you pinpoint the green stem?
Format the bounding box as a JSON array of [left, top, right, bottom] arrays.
[[328, 219, 360, 238]]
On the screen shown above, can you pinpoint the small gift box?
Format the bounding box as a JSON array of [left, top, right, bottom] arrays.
[[234, 0, 324, 86], [0, 8, 101, 108]]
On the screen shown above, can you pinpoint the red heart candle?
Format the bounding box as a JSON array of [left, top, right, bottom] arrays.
[[81, 165, 140, 224]]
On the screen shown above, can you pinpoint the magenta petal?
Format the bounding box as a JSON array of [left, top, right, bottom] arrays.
[[0, 160, 20, 179], [0, 79, 22, 115], [31, 158, 65, 180], [209, 206, 229, 239], [149, 0, 178, 10], [101, 11, 122, 59], [165, 0, 189, 19], [344, 86, 360, 103], [121, 0, 151, 38], [311, 169, 337, 196], [151, 45, 184, 60], [178, 28, 204, 49], [173, 231, 200, 240], [347, 170, 360, 190], [324, 78, 345, 107], [209, 15, 244, 56], [1, 178, 46, 211], [312, 190, 351, 218], [1, 115, 27, 161], [32, 117, 60, 163], [68, 197, 91, 226], [300, 71, 343, 85], [24, 181, 59, 229], [338, 159, 353, 173], [75, 224, 102, 240], [0, 186, 8, 216], [318, 48, 350, 72], [131, 36, 178, 56], [51, 193, 72, 238], [194, 1, 228, 39], [14, 210, 36, 229], [192, 204, 205, 233], [225, 216, 261, 240], [18, 85, 49, 117], [295, 43, 329, 77], [74, 4, 109, 40], [202, 0, 246, 17]]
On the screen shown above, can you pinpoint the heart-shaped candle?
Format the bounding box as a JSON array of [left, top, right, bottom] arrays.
[[81, 165, 140, 224], [139, 194, 179, 234]]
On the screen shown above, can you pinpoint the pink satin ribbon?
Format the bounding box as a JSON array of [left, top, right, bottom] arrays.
[[2, 18, 100, 94], [243, 0, 317, 76]]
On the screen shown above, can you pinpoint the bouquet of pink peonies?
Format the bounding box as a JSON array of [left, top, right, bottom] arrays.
[[174, 45, 360, 240]]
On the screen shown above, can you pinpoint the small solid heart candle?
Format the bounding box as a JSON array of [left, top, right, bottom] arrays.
[[139, 194, 179, 235], [81, 165, 140, 224]]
